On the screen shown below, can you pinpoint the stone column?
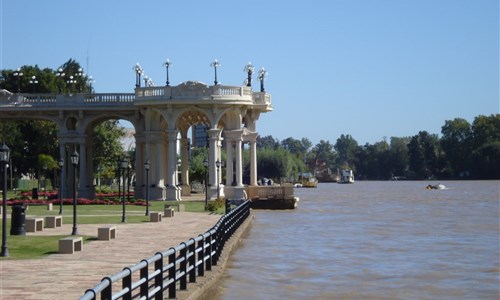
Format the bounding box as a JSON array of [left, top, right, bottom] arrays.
[[166, 129, 181, 201], [248, 132, 258, 186], [224, 130, 245, 199], [77, 139, 93, 199], [149, 131, 166, 200], [134, 133, 145, 199], [226, 140, 234, 188], [235, 137, 243, 186], [207, 129, 221, 199], [180, 138, 190, 196]]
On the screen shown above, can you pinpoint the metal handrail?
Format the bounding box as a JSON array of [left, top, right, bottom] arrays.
[[80, 200, 250, 300]]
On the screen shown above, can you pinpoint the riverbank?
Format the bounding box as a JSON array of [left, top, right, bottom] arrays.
[[0, 210, 253, 299]]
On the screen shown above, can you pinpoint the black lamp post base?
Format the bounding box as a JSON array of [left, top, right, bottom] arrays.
[[1, 246, 9, 257], [71, 228, 79, 236]]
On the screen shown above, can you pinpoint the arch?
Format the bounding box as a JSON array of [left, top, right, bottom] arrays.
[[1, 79, 272, 201]]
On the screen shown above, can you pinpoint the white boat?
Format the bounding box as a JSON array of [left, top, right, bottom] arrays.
[[338, 169, 355, 184], [426, 183, 446, 190]]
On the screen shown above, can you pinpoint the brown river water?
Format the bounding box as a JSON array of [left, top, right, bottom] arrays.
[[213, 181, 499, 299]]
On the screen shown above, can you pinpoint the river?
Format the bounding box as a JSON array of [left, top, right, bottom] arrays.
[[213, 181, 499, 299]]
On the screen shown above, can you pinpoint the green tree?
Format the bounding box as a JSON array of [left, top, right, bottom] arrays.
[[1, 59, 89, 94], [257, 135, 280, 149], [471, 114, 500, 149], [408, 131, 440, 179], [256, 147, 304, 182], [440, 118, 472, 177], [389, 137, 410, 178], [310, 140, 336, 172], [189, 146, 209, 184], [469, 141, 500, 179], [334, 134, 358, 168], [354, 140, 392, 180], [92, 120, 126, 180], [281, 137, 312, 161]]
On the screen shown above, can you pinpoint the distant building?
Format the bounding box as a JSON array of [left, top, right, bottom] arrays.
[[192, 124, 208, 148], [121, 127, 136, 150]]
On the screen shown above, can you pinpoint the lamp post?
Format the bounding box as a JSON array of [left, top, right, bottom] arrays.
[[177, 158, 182, 186], [120, 158, 128, 223], [134, 63, 144, 88], [203, 159, 208, 209], [144, 159, 150, 216], [13, 68, 23, 93], [87, 76, 94, 93], [97, 164, 103, 192], [29, 76, 38, 93], [56, 68, 65, 93], [70, 150, 79, 236], [1, 143, 11, 257], [215, 159, 221, 199], [210, 59, 221, 85], [75, 68, 84, 92], [67, 75, 76, 93], [143, 75, 155, 87], [58, 159, 64, 214], [244, 62, 254, 87], [163, 59, 172, 86], [258, 67, 267, 92]]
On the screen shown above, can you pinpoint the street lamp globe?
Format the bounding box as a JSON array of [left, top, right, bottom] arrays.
[[244, 62, 255, 87], [163, 59, 172, 86], [210, 59, 221, 85], [29, 76, 38, 93], [258, 67, 268, 92], [134, 63, 144, 88], [71, 151, 79, 166], [0, 143, 10, 163]]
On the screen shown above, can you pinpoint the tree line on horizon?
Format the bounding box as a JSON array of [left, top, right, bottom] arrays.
[[255, 114, 500, 181]]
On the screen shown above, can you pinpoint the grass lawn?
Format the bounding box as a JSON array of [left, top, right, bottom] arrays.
[[0, 200, 224, 260]]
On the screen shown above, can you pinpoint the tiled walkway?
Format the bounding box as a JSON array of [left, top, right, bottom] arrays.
[[0, 211, 221, 299]]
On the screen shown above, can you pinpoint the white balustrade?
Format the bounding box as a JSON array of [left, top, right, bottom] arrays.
[[0, 85, 270, 108]]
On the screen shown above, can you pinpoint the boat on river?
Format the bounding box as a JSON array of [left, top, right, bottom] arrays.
[[426, 183, 446, 190], [338, 169, 355, 184], [296, 172, 318, 188]]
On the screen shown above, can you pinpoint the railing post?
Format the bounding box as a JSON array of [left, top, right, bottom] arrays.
[[188, 238, 196, 283], [168, 247, 176, 299], [198, 235, 205, 276], [154, 253, 164, 300], [139, 259, 149, 299], [206, 233, 213, 271], [180, 243, 187, 290], [122, 267, 133, 300], [102, 277, 113, 300]]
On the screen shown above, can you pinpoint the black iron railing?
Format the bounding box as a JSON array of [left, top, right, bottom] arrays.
[[80, 200, 250, 300]]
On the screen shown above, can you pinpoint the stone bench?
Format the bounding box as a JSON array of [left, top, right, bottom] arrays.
[[164, 207, 175, 217], [59, 237, 83, 254], [98, 226, 116, 241], [24, 203, 53, 211], [26, 218, 44, 232], [165, 204, 185, 212], [45, 215, 63, 228], [150, 212, 163, 222]]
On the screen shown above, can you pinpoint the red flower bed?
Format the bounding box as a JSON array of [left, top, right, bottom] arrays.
[[4, 191, 144, 206]]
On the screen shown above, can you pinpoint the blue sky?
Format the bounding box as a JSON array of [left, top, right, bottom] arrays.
[[1, 0, 498, 145]]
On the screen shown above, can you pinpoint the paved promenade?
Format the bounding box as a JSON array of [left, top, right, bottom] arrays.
[[0, 210, 222, 300]]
